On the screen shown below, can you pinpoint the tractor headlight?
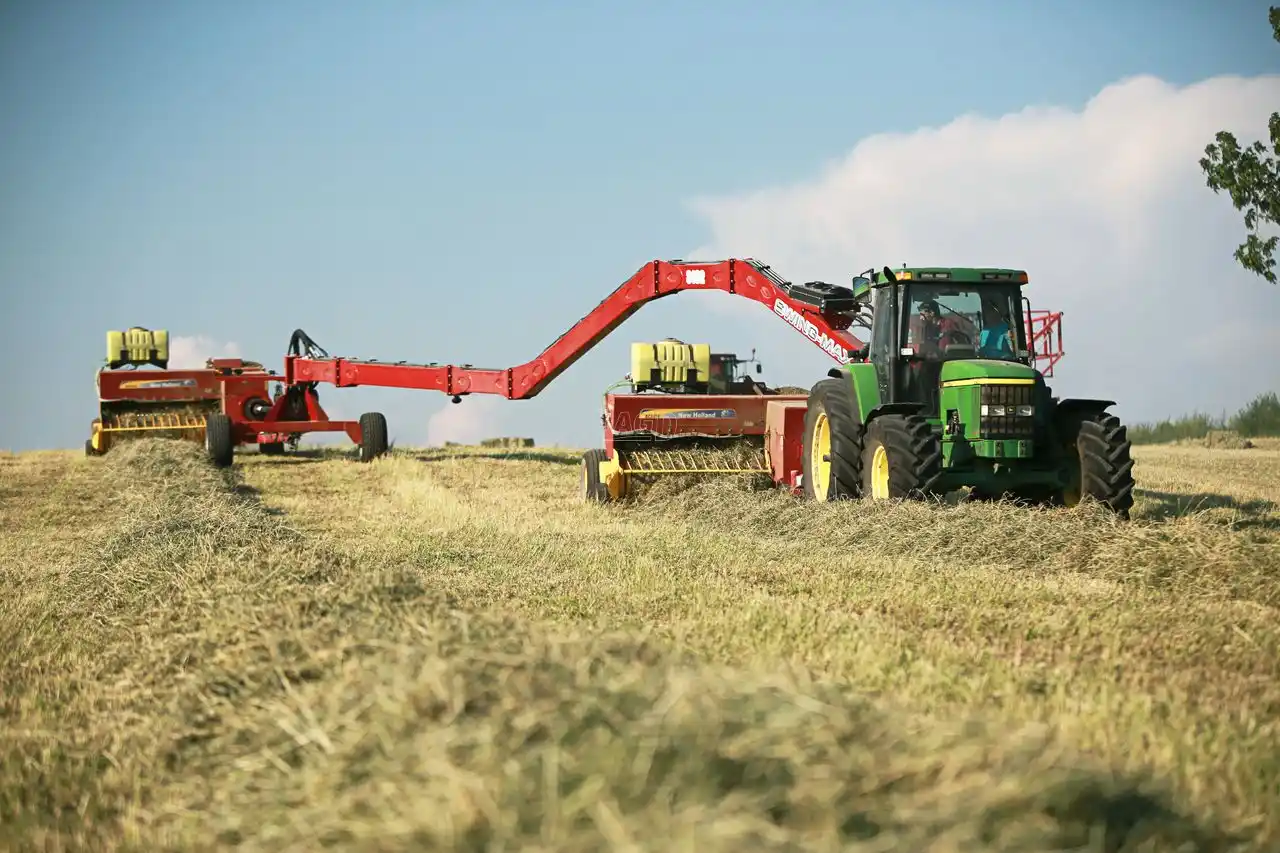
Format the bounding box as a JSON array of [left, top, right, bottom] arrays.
[[1015, 404, 1034, 417]]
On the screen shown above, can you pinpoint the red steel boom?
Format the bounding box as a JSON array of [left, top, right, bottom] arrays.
[[284, 257, 1067, 397], [285, 259, 865, 399]]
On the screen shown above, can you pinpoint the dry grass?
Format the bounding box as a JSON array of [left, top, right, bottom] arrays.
[[1, 437, 1277, 851]]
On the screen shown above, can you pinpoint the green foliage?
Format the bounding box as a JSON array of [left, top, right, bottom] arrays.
[[1198, 6, 1280, 285], [1128, 413, 1225, 445], [1129, 390, 1280, 444], [1232, 390, 1280, 437]]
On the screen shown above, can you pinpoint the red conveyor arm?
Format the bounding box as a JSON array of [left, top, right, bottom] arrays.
[[284, 258, 866, 400]]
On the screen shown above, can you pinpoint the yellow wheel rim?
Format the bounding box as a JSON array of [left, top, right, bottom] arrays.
[[871, 444, 890, 500], [810, 412, 831, 500]]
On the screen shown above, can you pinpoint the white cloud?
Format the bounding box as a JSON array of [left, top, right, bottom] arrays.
[[681, 74, 1280, 423], [426, 394, 505, 446], [168, 334, 242, 368]]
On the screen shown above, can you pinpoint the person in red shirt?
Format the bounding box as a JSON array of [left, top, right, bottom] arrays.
[[908, 299, 974, 357]]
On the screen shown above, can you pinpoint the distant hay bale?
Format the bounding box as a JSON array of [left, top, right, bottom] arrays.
[[1204, 430, 1254, 449], [480, 437, 535, 449]]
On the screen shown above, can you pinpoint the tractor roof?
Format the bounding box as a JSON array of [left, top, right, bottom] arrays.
[[869, 267, 1029, 285]]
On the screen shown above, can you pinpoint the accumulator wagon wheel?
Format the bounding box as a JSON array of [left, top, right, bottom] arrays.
[[205, 413, 234, 468], [359, 412, 388, 462]]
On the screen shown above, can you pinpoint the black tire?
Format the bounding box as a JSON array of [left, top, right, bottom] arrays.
[[802, 377, 864, 500], [359, 412, 388, 462], [581, 448, 612, 503], [1058, 410, 1135, 518], [84, 439, 98, 457], [859, 413, 943, 500], [259, 442, 285, 455], [205, 413, 235, 468]]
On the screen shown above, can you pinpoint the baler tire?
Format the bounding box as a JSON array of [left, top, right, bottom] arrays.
[[859, 414, 943, 501], [1061, 411, 1135, 519], [581, 448, 612, 503], [359, 412, 389, 462], [205, 414, 235, 468], [259, 442, 285, 455], [802, 377, 863, 501]]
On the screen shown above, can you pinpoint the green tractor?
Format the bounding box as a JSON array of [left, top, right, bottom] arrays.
[[802, 265, 1136, 517]]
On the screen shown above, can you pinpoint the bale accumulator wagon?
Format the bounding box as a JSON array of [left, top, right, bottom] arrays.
[[86, 327, 388, 465], [262, 256, 1134, 516]]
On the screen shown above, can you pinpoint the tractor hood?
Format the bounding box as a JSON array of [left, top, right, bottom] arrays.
[[939, 359, 1038, 383]]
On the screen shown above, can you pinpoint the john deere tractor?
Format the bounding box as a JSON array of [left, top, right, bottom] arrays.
[[802, 266, 1136, 516]]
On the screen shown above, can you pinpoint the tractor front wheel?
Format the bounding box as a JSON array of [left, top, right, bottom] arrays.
[[205, 414, 235, 468], [1058, 411, 1135, 518], [359, 412, 389, 462], [802, 377, 864, 501], [859, 414, 943, 501]]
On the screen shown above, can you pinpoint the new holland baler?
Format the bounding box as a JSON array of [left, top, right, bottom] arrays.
[[87, 327, 388, 466]]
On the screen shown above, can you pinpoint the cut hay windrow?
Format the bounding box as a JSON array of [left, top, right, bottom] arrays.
[[0, 439, 1240, 851]]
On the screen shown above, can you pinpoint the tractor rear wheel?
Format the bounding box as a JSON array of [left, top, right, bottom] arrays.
[[205, 413, 234, 468], [359, 412, 388, 462], [581, 448, 612, 503], [802, 377, 863, 501], [859, 414, 943, 501], [1058, 410, 1135, 518]]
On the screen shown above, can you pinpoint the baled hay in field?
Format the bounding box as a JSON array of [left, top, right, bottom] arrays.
[[0, 439, 1239, 852]]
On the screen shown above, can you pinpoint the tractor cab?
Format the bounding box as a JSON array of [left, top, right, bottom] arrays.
[[857, 267, 1035, 413]]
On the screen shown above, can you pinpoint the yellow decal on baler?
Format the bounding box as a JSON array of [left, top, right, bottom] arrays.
[[637, 408, 737, 419], [119, 378, 200, 389]]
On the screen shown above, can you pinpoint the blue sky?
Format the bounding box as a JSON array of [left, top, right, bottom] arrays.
[[2, 1, 1278, 452]]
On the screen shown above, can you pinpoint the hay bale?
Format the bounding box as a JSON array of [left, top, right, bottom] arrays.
[[1204, 430, 1254, 449], [480, 437, 535, 449]]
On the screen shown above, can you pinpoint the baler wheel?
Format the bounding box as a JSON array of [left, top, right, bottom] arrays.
[[359, 412, 389, 462], [580, 448, 611, 503], [859, 414, 942, 501], [1059, 410, 1135, 518], [205, 413, 235, 468], [802, 377, 863, 501], [260, 442, 285, 455]]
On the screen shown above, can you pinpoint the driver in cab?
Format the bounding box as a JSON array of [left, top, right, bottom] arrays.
[[908, 299, 972, 357]]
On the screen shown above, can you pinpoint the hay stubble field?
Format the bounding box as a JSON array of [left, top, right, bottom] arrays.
[[1, 437, 1277, 851]]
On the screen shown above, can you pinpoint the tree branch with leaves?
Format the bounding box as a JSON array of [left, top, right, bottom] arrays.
[[1198, 6, 1280, 285]]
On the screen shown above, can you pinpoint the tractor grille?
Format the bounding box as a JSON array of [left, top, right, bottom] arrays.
[[979, 383, 1035, 439]]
